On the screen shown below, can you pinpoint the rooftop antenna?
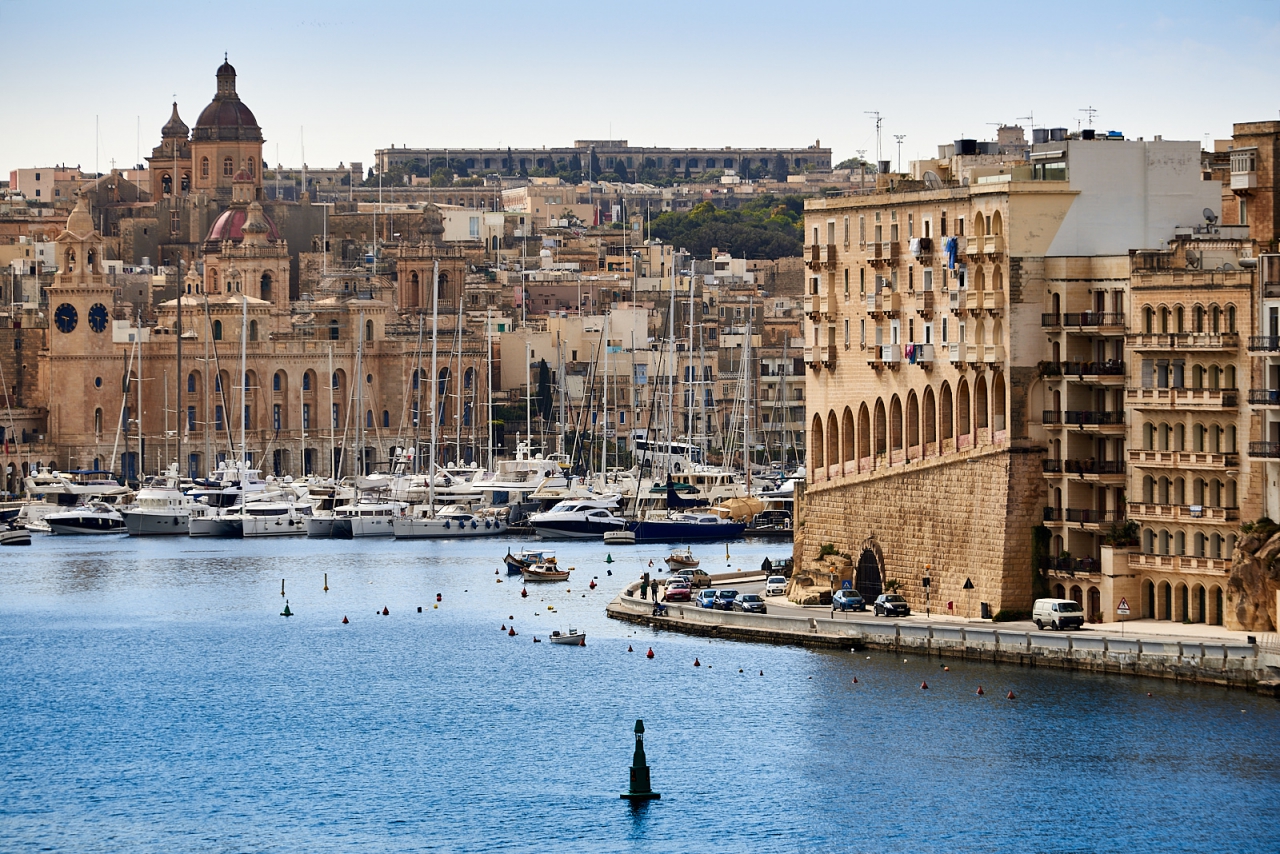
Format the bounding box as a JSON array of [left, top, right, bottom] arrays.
[[864, 111, 883, 164], [1079, 105, 1097, 128], [1017, 112, 1036, 131], [893, 134, 906, 173]]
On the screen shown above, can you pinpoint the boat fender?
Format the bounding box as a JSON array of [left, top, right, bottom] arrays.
[[444, 521, 450, 529], [485, 520, 491, 529], [471, 520, 477, 529]]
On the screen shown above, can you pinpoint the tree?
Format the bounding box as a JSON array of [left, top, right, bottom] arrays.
[[536, 359, 553, 421], [613, 159, 629, 183], [568, 153, 582, 174], [507, 147, 514, 176], [771, 153, 789, 182], [589, 149, 601, 180]]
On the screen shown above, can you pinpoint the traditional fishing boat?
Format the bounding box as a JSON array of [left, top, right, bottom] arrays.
[[521, 561, 570, 582], [548, 628, 586, 645], [504, 548, 555, 575], [665, 546, 700, 570]]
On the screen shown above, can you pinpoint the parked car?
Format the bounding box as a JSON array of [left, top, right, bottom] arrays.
[[695, 589, 719, 609], [674, 568, 712, 588], [764, 575, 788, 597], [663, 581, 691, 602], [714, 589, 740, 610], [1033, 598, 1085, 630], [833, 589, 865, 612], [733, 593, 767, 614], [873, 593, 911, 617]]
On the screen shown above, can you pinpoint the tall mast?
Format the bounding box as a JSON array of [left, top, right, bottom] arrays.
[[238, 292, 247, 470], [666, 261, 676, 475], [327, 344, 335, 477], [135, 312, 143, 479], [601, 311, 608, 479], [486, 307, 493, 470], [354, 309, 364, 476], [428, 261, 440, 511], [299, 381, 306, 475], [412, 312, 424, 474], [743, 298, 752, 492], [176, 266, 183, 476]]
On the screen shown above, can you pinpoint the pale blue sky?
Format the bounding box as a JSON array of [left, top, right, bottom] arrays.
[[2, 0, 1278, 174]]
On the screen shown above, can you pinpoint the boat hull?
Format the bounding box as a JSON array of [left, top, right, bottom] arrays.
[[548, 633, 586, 645], [603, 530, 636, 545], [188, 516, 243, 538], [0, 527, 31, 546], [531, 519, 626, 540], [630, 520, 746, 544], [123, 510, 190, 536], [242, 516, 309, 537], [349, 517, 395, 538], [522, 570, 570, 582], [47, 517, 127, 535], [393, 517, 506, 539]]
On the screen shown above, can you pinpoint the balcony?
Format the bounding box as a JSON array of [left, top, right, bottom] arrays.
[[1128, 449, 1239, 470], [949, 289, 966, 314], [1043, 507, 1122, 528], [823, 243, 839, 271], [1041, 360, 1126, 384], [804, 346, 820, 370], [823, 344, 838, 368], [1130, 332, 1239, 351], [806, 244, 821, 270], [949, 343, 977, 365], [1127, 503, 1239, 525], [870, 241, 900, 267], [914, 290, 935, 315], [965, 290, 982, 312], [1064, 410, 1125, 431], [1249, 389, 1280, 406], [909, 343, 935, 366], [1043, 410, 1063, 426], [880, 344, 902, 366], [1231, 170, 1257, 191], [1043, 458, 1126, 481], [1249, 441, 1280, 458], [1041, 312, 1061, 328], [1061, 311, 1125, 331], [1250, 336, 1280, 352], [983, 235, 1004, 257], [1177, 556, 1231, 573], [981, 290, 1000, 313], [982, 344, 1006, 365], [866, 290, 901, 317], [1126, 387, 1238, 409], [803, 293, 820, 320]]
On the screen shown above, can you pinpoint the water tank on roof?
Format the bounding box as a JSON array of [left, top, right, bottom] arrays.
[[1032, 128, 1050, 145], [976, 141, 999, 155], [878, 160, 891, 174], [1049, 127, 1068, 142], [1081, 129, 1096, 140], [954, 139, 978, 156]]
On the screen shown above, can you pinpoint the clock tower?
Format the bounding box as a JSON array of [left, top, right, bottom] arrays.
[[43, 196, 123, 466]]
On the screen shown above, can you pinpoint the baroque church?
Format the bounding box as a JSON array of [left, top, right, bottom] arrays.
[[36, 60, 489, 482]]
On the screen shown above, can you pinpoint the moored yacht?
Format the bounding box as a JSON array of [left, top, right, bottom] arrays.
[[334, 496, 405, 538], [629, 510, 746, 544], [45, 501, 127, 535], [122, 465, 195, 536], [392, 503, 506, 539], [240, 496, 313, 537], [527, 494, 627, 540]]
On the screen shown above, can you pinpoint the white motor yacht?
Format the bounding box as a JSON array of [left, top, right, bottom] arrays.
[[528, 494, 627, 540], [240, 497, 313, 537], [333, 497, 405, 538], [187, 462, 273, 537], [45, 501, 127, 535], [392, 503, 506, 539], [122, 465, 195, 536]]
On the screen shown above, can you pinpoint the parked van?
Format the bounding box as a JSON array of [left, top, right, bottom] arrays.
[[1033, 598, 1085, 630]]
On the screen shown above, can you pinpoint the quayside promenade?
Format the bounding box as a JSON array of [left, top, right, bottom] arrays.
[[607, 572, 1280, 694]]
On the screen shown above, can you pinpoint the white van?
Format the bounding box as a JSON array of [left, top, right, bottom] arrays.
[[1033, 598, 1085, 630]]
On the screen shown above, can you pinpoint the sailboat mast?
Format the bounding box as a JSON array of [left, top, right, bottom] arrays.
[[238, 294, 247, 466], [327, 344, 335, 477], [601, 312, 608, 480], [667, 262, 676, 476], [176, 271, 183, 476], [486, 307, 493, 470], [428, 261, 440, 510]]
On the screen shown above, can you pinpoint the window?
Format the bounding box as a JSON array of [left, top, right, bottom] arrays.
[[187, 373, 197, 394], [908, 213, 914, 239], [170, 210, 180, 234], [859, 319, 866, 347], [858, 215, 866, 245], [1239, 197, 1247, 225], [302, 404, 311, 429], [844, 318, 850, 348], [249, 320, 258, 341], [303, 373, 312, 391], [223, 157, 233, 177], [247, 157, 255, 178], [187, 406, 196, 431], [332, 372, 340, 389], [273, 404, 281, 430], [329, 320, 340, 341], [844, 269, 850, 300], [213, 320, 222, 340], [366, 410, 374, 429], [382, 410, 390, 428], [273, 372, 282, 392], [332, 404, 340, 429], [941, 211, 948, 236], [215, 404, 225, 431], [201, 157, 209, 178], [957, 216, 964, 236], [859, 268, 866, 297], [923, 268, 933, 291], [843, 216, 850, 246], [365, 319, 374, 342]]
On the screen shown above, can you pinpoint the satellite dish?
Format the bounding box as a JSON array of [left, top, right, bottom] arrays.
[[923, 170, 943, 189], [1185, 249, 1200, 269], [1222, 262, 1234, 271], [1203, 207, 1218, 224]]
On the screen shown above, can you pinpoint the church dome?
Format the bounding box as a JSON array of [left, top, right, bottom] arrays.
[[204, 205, 280, 249], [161, 102, 189, 139], [192, 58, 262, 142]]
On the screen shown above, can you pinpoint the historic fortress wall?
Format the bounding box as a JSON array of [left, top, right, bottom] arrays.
[[797, 444, 1046, 617]]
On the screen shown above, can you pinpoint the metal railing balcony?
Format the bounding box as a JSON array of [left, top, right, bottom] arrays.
[[1248, 441, 1280, 458], [1249, 389, 1280, 405]]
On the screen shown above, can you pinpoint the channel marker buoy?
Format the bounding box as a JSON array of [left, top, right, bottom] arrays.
[[620, 719, 660, 801], [280, 600, 292, 617]]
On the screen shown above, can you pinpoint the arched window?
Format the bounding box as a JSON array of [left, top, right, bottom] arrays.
[[940, 382, 954, 440], [1193, 305, 1204, 332], [1143, 306, 1154, 334], [811, 415, 824, 472], [329, 320, 340, 341], [273, 371, 283, 392], [201, 157, 210, 178], [1226, 304, 1236, 333], [365, 319, 374, 342], [1175, 305, 1184, 332], [332, 371, 340, 389], [464, 368, 474, 390], [248, 320, 258, 342], [213, 320, 223, 340], [303, 372, 312, 391], [1210, 305, 1221, 333], [94, 408, 103, 434], [1225, 365, 1236, 389], [247, 157, 255, 178], [366, 410, 374, 429], [382, 410, 390, 428], [260, 273, 272, 303], [188, 373, 197, 394], [975, 375, 989, 430], [223, 157, 234, 177]]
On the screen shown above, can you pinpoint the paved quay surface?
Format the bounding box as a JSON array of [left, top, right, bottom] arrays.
[[612, 571, 1279, 693]]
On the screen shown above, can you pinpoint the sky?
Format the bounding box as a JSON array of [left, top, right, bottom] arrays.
[[2, 0, 1278, 174]]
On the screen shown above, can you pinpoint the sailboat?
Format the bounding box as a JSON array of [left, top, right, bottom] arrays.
[[393, 261, 506, 540]]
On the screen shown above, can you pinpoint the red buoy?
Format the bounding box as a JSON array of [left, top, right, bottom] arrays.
[[759, 670, 764, 676], [694, 658, 701, 667], [501, 624, 506, 630], [589, 580, 597, 590], [943, 666, 950, 672], [342, 616, 349, 624], [627, 645, 633, 652], [494, 569, 499, 575], [436, 593, 442, 602], [852, 676, 858, 683], [382, 606, 389, 616], [1007, 690, 1016, 700], [976, 686, 984, 696], [646, 647, 654, 659], [509, 627, 517, 637], [521, 588, 528, 598], [1147, 692, 1152, 697], [921, 681, 929, 690]]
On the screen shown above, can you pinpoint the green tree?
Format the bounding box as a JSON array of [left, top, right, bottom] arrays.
[[771, 153, 789, 181], [429, 167, 454, 187], [568, 153, 582, 173], [613, 159, 629, 182], [589, 149, 602, 180]]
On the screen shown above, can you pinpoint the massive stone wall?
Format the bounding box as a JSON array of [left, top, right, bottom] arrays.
[[797, 445, 1045, 617]]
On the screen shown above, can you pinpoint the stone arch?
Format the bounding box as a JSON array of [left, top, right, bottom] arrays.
[[260, 272, 273, 304], [873, 398, 887, 456], [940, 382, 954, 440], [889, 395, 903, 452], [1158, 580, 1172, 620], [826, 410, 839, 472], [975, 374, 989, 430], [957, 378, 971, 440], [906, 390, 920, 450], [811, 414, 824, 472], [855, 537, 884, 602], [992, 373, 1007, 432], [857, 403, 871, 461], [923, 386, 937, 446], [841, 406, 855, 466]]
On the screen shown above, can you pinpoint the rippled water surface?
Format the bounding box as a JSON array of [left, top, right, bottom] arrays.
[[1, 534, 1277, 853]]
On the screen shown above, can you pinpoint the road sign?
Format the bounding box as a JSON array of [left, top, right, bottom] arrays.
[[1117, 597, 1131, 616], [842, 580, 852, 590]]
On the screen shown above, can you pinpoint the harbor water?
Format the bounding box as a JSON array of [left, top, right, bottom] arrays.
[[1, 535, 1278, 853]]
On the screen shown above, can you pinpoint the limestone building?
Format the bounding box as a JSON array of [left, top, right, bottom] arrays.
[[799, 134, 1219, 619]]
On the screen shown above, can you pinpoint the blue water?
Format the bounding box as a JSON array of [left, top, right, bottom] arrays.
[[1, 535, 1277, 854]]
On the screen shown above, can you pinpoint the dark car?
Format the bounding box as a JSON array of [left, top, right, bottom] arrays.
[[732, 593, 767, 614], [714, 589, 740, 610], [663, 581, 691, 602], [832, 589, 865, 612], [695, 589, 719, 609], [873, 593, 911, 617]]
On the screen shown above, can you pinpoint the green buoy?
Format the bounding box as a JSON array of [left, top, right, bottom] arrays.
[[620, 719, 660, 801], [606, 553, 614, 564], [281, 600, 293, 617]]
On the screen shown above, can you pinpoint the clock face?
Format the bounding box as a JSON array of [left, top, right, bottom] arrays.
[[54, 303, 78, 334], [88, 303, 109, 333]]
